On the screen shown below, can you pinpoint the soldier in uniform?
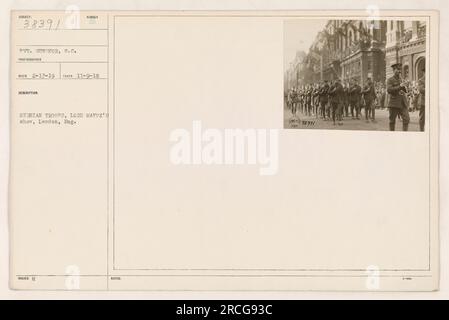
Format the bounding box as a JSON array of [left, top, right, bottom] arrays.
[[319, 80, 330, 120], [306, 85, 313, 116], [290, 88, 298, 117], [287, 88, 293, 112], [418, 67, 425, 132], [327, 80, 335, 121], [349, 79, 362, 120], [329, 78, 344, 125], [300, 86, 305, 114], [303, 85, 307, 115], [362, 77, 376, 122], [313, 84, 320, 118], [387, 63, 410, 131], [343, 81, 350, 118]]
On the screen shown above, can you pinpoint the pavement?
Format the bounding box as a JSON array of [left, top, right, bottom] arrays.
[[283, 106, 422, 131]]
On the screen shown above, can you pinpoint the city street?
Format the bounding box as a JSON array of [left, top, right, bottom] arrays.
[[283, 106, 421, 131], [284, 19, 426, 133]]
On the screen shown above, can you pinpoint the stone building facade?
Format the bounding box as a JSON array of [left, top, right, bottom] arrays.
[[385, 20, 426, 82], [286, 19, 426, 89]]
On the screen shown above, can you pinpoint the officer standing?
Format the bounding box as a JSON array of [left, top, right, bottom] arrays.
[[387, 63, 410, 131], [418, 67, 426, 132]]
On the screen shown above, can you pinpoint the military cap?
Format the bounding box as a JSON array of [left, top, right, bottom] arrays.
[[391, 62, 402, 70]]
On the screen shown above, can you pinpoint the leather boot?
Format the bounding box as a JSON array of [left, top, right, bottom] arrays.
[[389, 123, 395, 131], [403, 123, 409, 131]]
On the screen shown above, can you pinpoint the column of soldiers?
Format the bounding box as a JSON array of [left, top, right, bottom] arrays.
[[287, 77, 377, 126], [286, 62, 425, 131]]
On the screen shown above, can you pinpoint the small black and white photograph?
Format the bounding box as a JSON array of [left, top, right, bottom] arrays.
[[284, 19, 426, 131]]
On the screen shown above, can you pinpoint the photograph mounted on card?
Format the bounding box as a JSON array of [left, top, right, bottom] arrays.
[[9, 10, 439, 291]]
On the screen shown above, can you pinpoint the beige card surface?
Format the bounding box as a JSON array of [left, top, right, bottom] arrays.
[[9, 10, 439, 291]]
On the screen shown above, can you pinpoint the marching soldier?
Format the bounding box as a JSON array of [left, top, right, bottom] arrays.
[[299, 86, 305, 114], [319, 80, 330, 120], [349, 79, 362, 119], [387, 63, 410, 131], [290, 88, 298, 116], [343, 81, 350, 117], [362, 77, 376, 122], [327, 81, 334, 121], [329, 78, 344, 125], [287, 88, 294, 112], [418, 67, 425, 132], [313, 84, 320, 118], [306, 85, 313, 116]]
